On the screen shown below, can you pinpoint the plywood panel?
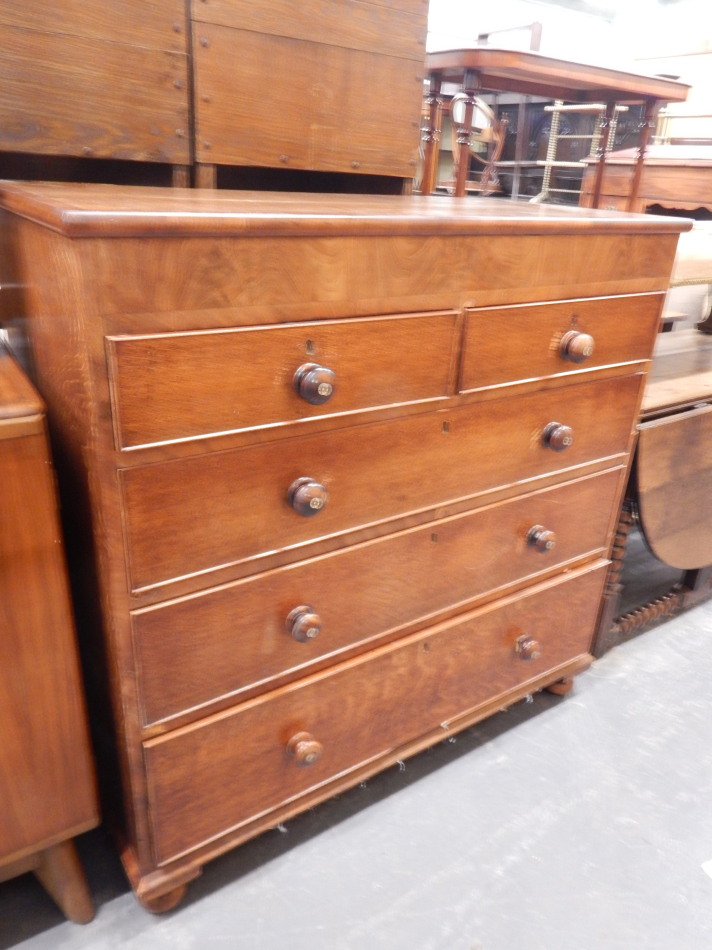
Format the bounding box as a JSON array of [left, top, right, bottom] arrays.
[[193, 25, 422, 176], [0, 25, 190, 162], [192, 0, 427, 60]]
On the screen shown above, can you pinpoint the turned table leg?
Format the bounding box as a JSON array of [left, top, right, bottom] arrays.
[[34, 840, 94, 924]]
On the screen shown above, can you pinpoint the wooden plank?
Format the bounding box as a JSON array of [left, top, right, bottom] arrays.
[[637, 404, 712, 568], [194, 25, 423, 176], [0, 1, 187, 53], [192, 0, 427, 60], [0, 25, 190, 163]]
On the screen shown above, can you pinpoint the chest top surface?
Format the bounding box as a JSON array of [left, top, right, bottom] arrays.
[[0, 181, 693, 240]]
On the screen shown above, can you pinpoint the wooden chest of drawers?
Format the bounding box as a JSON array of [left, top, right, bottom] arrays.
[[0, 182, 687, 910]]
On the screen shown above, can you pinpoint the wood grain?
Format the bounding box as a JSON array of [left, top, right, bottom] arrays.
[[133, 469, 621, 728], [144, 564, 606, 866], [193, 25, 422, 176], [462, 294, 662, 392], [637, 405, 712, 568], [107, 311, 459, 448], [0, 1, 188, 52], [0, 348, 98, 906], [0, 25, 189, 162], [192, 0, 427, 60], [121, 374, 642, 592]]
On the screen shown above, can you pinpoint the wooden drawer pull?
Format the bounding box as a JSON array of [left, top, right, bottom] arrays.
[[541, 421, 574, 451], [527, 525, 557, 553], [286, 731, 324, 767], [293, 363, 336, 405], [286, 605, 322, 642], [515, 634, 542, 661], [288, 477, 328, 516], [559, 330, 595, 364]]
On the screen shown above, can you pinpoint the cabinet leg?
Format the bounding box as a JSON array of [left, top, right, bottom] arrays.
[[137, 883, 189, 914], [195, 163, 217, 189], [545, 677, 574, 696], [34, 840, 94, 924]]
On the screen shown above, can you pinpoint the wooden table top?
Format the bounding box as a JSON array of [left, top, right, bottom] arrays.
[[425, 47, 690, 105], [0, 181, 693, 239], [642, 328, 712, 415]]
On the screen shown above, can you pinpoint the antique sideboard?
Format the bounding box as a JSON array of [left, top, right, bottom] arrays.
[[0, 181, 688, 910]]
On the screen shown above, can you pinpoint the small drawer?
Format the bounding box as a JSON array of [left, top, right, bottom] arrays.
[[144, 563, 606, 865], [460, 293, 661, 393], [134, 469, 621, 725], [106, 311, 459, 448], [122, 374, 641, 592]]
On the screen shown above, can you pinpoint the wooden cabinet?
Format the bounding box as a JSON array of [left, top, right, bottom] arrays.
[[0, 346, 99, 922], [0, 181, 687, 910]]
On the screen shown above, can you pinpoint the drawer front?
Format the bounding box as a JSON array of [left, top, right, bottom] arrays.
[[122, 374, 641, 592], [461, 294, 660, 393], [107, 312, 459, 448], [144, 564, 606, 865], [134, 469, 621, 725]]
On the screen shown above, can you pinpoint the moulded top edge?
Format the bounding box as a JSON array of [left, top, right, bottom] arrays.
[[0, 181, 693, 239]]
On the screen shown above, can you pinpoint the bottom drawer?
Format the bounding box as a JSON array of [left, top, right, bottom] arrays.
[[145, 562, 606, 865]]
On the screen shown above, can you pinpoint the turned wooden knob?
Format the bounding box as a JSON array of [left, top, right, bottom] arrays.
[[559, 330, 595, 363], [515, 634, 542, 661], [288, 477, 328, 516], [293, 363, 336, 405], [542, 421, 574, 452], [286, 731, 324, 767], [286, 605, 322, 642], [527, 525, 557, 553]]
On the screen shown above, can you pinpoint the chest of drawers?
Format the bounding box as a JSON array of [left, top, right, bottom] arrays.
[[0, 182, 687, 911]]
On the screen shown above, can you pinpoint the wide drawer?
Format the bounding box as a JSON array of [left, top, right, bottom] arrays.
[[134, 469, 621, 726], [144, 563, 606, 865], [460, 293, 660, 393], [122, 374, 641, 592], [107, 311, 459, 448]]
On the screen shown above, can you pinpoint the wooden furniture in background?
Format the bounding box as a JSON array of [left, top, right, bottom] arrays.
[[421, 47, 689, 203], [580, 144, 712, 213], [0, 1, 191, 180], [192, 0, 427, 189], [0, 0, 426, 192], [595, 328, 712, 654], [0, 346, 99, 923], [0, 181, 687, 910]]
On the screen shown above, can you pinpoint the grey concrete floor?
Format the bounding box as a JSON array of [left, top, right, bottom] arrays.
[[2, 593, 712, 950]]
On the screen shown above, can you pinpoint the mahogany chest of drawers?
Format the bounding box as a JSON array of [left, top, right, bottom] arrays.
[[0, 182, 687, 910]]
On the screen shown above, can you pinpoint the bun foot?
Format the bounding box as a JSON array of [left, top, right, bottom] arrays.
[[138, 883, 188, 914], [545, 676, 574, 696]]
